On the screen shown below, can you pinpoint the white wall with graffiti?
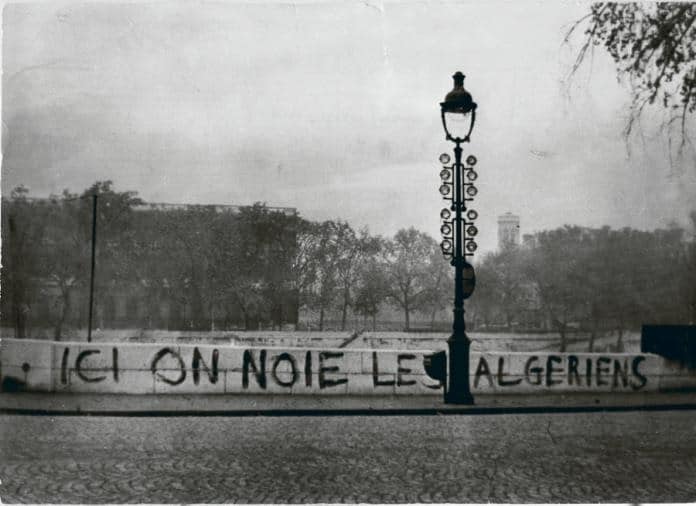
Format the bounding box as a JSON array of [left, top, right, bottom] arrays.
[[1, 339, 695, 395]]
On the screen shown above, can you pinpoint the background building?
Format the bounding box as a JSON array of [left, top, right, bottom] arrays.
[[497, 212, 520, 250]]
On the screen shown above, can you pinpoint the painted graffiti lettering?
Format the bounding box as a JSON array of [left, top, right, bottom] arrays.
[[112, 348, 119, 383], [498, 356, 522, 386], [243, 349, 267, 389], [271, 352, 298, 387], [596, 357, 611, 386], [192, 347, 219, 385], [568, 355, 580, 385], [612, 358, 628, 388], [61, 347, 119, 384], [546, 356, 563, 387], [372, 351, 395, 387], [525, 356, 542, 385], [474, 354, 649, 390], [474, 357, 493, 388], [76, 350, 106, 383], [151, 347, 186, 386], [242, 350, 347, 390], [304, 351, 312, 387], [45, 343, 653, 394], [632, 356, 648, 390], [60, 348, 70, 385], [319, 352, 348, 389], [397, 354, 417, 386]]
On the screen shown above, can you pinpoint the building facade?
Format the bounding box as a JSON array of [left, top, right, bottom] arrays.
[[497, 212, 520, 250]]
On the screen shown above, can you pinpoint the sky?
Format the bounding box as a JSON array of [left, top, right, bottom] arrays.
[[2, 0, 695, 254]]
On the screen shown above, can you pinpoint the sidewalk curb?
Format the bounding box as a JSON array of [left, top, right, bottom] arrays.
[[3, 404, 696, 417], [2, 392, 696, 416]]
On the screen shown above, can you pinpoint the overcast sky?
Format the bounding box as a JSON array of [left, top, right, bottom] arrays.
[[2, 0, 695, 253]]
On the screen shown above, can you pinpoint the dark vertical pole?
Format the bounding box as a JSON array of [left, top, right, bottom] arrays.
[[446, 141, 474, 404], [87, 194, 97, 343]]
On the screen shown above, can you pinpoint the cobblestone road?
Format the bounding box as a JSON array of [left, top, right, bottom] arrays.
[[1, 410, 695, 503]]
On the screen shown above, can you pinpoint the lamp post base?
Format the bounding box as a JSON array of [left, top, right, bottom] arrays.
[[446, 334, 474, 405], [445, 390, 475, 405]]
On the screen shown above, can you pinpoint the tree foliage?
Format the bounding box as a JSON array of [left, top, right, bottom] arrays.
[[3, 182, 694, 342], [382, 228, 440, 331], [1, 186, 49, 337], [568, 2, 696, 148], [477, 222, 696, 351], [353, 251, 390, 331]]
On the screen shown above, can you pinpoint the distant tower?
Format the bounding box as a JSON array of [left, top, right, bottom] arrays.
[[497, 212, 520, 250]]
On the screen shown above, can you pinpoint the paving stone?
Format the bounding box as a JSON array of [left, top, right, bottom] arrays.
[[1, 411, 695, 503]]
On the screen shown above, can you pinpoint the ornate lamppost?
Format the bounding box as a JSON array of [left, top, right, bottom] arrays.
[[438, 71, 478, 404]]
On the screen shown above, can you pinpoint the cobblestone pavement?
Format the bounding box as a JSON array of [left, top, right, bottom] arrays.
[[1, 410, 695, 503]]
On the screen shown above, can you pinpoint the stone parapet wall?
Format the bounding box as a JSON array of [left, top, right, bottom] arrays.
[[1, 339, 695, 396], [469, 352, 696, 393], [0, 339, 440, 395]]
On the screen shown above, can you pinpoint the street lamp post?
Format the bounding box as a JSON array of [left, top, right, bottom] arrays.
[[438, 71, 478, 404]]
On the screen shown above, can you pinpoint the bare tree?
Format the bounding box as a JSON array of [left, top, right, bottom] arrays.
[[383, 228, 439, 331], [566, 3, 696, 152], [354, 248, 389, 331]]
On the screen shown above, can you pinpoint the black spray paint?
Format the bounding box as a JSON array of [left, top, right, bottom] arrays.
[[192, 347, 219, 385], [474, 355, 649, 390], [271, 352, 298, 387], [318, 352, 348, 389], [150, 347, 186, 386], [60, 347, 118, 384]]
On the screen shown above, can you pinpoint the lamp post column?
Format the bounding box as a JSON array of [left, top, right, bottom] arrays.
[[439, 70, 477, 404], [446, 142, 474, 404]]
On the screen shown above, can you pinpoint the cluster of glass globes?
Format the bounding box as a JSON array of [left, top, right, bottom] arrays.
[[438, 153, 478, 199], [439, 153, 452, 198], [465, 155, 478, 198], [440, 239, 453, 256], [464, 155, 478, 252], [465, 210, 478, 252], [438, 153, 480, 257], [440, 205, 453, 258]]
